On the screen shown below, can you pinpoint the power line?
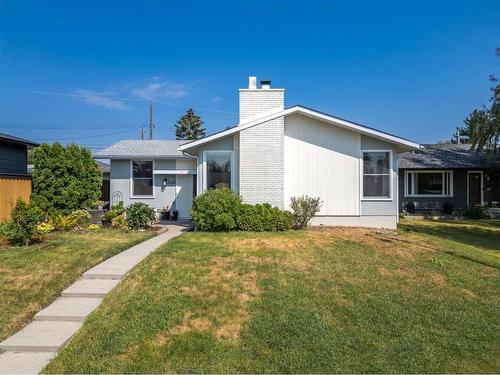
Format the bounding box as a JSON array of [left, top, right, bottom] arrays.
[[10, 89, 237, 115], [33, 126, 142, 141]]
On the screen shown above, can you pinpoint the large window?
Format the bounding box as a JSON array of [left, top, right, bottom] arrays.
[[362, 151, 391, 199], [405, 170, 452, 197], [131, 161, 153, 197], [205, 152, 232, 190]]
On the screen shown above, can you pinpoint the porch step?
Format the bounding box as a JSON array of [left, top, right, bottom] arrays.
[[0, 321, 82, 352], [34, 297, 102, 322], [62, 278, 121, 298]]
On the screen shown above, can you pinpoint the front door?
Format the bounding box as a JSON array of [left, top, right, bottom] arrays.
[[467, 171, 483, 206]]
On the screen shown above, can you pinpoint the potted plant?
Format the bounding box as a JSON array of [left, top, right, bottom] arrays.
[[86, 200, 108, 224], [443, 201, 454, 215], [160, 206, 170, 220], [170, 210, 178, 221]]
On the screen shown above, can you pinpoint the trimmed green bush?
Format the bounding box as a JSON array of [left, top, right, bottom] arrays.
[[191, 189, 292, 232], [236, 203, 293, 231], [4, 200, 43, 245], [126, 203, 156, 230], [31, 143, 102, 214], [290, 196, 322, 229], [461, 206, 490, 220], [190, 189, 242, 231]]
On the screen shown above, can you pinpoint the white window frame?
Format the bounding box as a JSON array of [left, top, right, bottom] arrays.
[[202, 150, 235, 193], [404, 170, 453, 198], [467, 170, 483, 206], [361, 149, 393, 201], [130, 160, 155, 199]]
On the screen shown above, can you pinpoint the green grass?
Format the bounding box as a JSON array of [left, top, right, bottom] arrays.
[[46, 221, 500, 373], [0, 229, 153, 341]]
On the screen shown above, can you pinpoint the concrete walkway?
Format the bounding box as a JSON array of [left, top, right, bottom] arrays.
[[0, 223, 191, 374]]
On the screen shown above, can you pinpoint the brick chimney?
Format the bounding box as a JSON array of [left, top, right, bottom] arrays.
[[239, 76, 284, 123]]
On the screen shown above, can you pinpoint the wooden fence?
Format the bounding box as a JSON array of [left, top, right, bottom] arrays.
[[0, 176, 32, 221]]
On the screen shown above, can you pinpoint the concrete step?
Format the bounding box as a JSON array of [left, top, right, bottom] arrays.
[[0, 321, 82, 352], [0, 351, 55, 374], [62, 278, 121, 298], [34, 297, 102, 322]]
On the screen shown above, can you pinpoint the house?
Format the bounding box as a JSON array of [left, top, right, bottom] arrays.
[[0, 132, 39, 220], [96, 77, 420, 228], [399, 143, 500, 213]]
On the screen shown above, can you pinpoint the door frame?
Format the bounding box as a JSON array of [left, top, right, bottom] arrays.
[[467, 170, 484, 206]]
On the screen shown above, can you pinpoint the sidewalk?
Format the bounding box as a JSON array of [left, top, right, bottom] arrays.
[[0, 223, 191, 374]]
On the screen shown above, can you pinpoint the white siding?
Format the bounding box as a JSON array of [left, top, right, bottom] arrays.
[[284, 114, 361, 216]]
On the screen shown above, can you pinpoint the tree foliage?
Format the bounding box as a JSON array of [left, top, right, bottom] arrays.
[[175, 108, 206, 140], [453, 48, 500, 152], [32, 143, 102, 213]]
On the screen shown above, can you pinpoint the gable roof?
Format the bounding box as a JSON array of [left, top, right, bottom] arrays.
[[399, 143, 500, 169], [0, 132, 39, 147], [179, 105, 420, 151], [94, 140, 196, 159]]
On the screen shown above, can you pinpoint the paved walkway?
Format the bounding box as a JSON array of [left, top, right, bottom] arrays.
[[0, 223, 191, 374]]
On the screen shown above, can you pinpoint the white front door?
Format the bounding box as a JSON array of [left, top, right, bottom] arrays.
[[175, 174, 194, 219]]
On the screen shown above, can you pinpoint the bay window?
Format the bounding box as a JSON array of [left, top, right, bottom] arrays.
[[362, 151, 392, 199], [204, 151, 232, 190], [131, 160, 153, 197], [405, 170, 452, 197]]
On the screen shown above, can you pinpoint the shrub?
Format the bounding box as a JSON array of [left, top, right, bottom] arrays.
[[50, 214, 77, 231], [31, 143, 102, 214], [190, 189, 242, 231], [37, 222, 55, 234], [443, 201, 454, 215], [68, 209, 91, 228], [87, 224, 100, 230], [4, 200, 43, 245], [126, 203, 156, 230], [289, 196, 322, 229], [461, 206, 490, 220], [236, 203, 293, 232], [111, 214, 128, 229], [102, 202, 125, 226]]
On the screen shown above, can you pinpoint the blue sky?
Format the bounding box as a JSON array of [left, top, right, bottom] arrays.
[[0, 0, 499, 152]]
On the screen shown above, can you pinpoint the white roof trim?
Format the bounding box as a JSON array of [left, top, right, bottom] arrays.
[[153, 169, 196, 175], [93, 155, 196, 160], [178, 106, 420, 151]]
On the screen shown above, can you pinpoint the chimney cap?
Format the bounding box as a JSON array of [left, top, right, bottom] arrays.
[[260, 79, 272, 86]]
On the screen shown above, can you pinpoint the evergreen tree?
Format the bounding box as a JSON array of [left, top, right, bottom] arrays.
[[175, 108, 206, 140], [32, 143, 102, 213], [455, 48, 499, 153]]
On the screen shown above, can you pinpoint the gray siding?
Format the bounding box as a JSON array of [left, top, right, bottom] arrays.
[[360, 136, 398, 216], [109, 159, 177, 210], [195, 135, 239, 194], [0, 142, 28, 175]]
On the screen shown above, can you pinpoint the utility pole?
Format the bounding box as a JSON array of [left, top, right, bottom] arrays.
[[140, 128, 144, 140], [149, 101, 153, 140]]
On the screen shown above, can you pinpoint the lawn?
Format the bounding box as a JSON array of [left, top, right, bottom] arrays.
[[0, 229, 153, 342], [46, 220, 499, 373]]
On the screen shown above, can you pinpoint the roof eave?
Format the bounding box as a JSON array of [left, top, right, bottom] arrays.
[[179, 105, 420, 151]]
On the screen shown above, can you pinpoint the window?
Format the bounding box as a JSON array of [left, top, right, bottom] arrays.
[[131, 161, 153, 197], [405, 171, 453, 197], [362, 151, 391, 199], [205, 152, 232, 190]]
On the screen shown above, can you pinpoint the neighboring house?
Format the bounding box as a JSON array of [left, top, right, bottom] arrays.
[[399, 143, 500, 213], [0, 132, 39, 220], [96, 77, 420, 228]]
